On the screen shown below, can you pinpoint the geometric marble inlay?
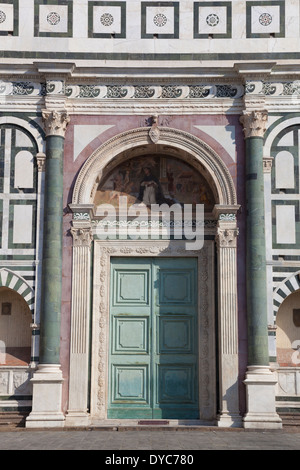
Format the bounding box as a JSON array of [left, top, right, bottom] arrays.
[[88, 1, 126, 38], [247, 1, 284, 37], [142, 2, 179, 38], [194, 2, 232, 38], [35, 0, 73, 37], [0, 3, 14, 31]]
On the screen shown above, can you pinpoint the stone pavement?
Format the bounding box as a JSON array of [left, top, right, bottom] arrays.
[[0, 427, 299, 451]]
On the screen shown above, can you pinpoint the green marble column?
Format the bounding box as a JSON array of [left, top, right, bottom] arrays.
[[39, 110, 70, 365], [240, 110, 269, 366]]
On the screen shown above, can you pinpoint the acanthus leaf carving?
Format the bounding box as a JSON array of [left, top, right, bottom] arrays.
[[42, 109, 70, 137], [70, 226, 93, 247], [216, 228, 239, 248], [239, 110, 268, 139]]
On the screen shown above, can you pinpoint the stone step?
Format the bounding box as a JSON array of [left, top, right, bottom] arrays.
[[0, 412, 29, 428], [278, 412, 300, 427]]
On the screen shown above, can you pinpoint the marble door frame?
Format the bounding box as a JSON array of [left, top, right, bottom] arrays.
[[90, 238, 216, 424], [66, 126, 240, 427]]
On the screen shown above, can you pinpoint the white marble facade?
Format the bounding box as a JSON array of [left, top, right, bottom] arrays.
[[0, 0, 300, 429], [0, 1, 298, 61]]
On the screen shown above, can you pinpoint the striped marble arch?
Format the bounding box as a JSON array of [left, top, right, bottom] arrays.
[[273, 271, 300, 316], [0, 268, 35, 313]]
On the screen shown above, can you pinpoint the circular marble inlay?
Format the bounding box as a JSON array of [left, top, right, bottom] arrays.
[[259, 12, 273, 26], [153, 13, 167, 27], [100, 13, 114, 27], [206, 13, 220, 27], [47, 12, 61, 26], [0, 11, 6, 23]]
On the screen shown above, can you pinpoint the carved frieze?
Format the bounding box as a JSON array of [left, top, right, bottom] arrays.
[[245, 80, 300, 97]]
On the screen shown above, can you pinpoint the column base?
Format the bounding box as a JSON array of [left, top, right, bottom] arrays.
[[26, 364, 65, 429], [217, 413, 243, 428], [243, 366, 282, 430], [65, 411, 91, 428]]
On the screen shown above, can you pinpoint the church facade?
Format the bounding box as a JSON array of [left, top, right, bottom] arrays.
[[0, 0, 299, 429]]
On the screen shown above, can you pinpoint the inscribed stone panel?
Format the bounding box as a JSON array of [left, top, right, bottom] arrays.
[[0, 3, 13, 31], [194, 1, 232, 38], [246, 1, 285, 37], [141, 1, 179, 38], [88, 1, 126, 38], [34, 0, 73, 37], [0, 0, 18, 35]]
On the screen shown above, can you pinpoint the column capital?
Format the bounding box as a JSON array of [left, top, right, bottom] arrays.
[[216, 226, 239, 248], [36, 152, 46, 172], [263, 157, 274, 173], [70, 224, 93, 248], [42, 109, 70, 138], [240, 110, 268, 139]]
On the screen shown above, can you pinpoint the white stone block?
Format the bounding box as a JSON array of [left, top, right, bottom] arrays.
[[74, 125, 114, 161], [14, 150, 34, 189], [243, 366, 282, 429], [93, 6, 122, 35], [194, 125, 236, 161], [251, 5, 281, 34], [15, 130, 33, 148], [26, 365, 65, 428], [275, 151, 295, 189], [13, 204, 33, 245], [38, 5, 69, 34], [276, 205, 296, 244], [145, 6, 175, 35], [198, 6, 228, 35], [0, 3, 14, 32]]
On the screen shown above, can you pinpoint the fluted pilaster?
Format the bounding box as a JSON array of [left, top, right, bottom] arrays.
[[214, 208, 241, 428], [66, 215, 93, 426]]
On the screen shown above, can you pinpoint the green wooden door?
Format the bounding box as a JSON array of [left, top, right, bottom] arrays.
[[108, 257, 199, 419]]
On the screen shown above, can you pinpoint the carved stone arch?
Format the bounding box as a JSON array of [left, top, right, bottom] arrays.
[[264, 117, 300, 158], [0, 117, 45, 154], [67, 126, 241, 428], [0, 268, 35, 314], [72, 126, 237, 207], [273, 271, 300, 316]]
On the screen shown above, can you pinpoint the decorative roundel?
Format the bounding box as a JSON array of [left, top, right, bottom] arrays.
[[153, 13, 168, 27], [47, 12, 61, 26], [259, 12, 273, 26], [206, 13, 220, 27], [0, 11, 6, 23], [100, 13, 114, 27]]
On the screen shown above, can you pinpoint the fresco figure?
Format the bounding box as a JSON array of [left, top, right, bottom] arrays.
[[138, 167, 165, 205], [94, 155, 215, 212]]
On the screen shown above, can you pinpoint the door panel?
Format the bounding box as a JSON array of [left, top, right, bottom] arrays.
[[108, 257, 198, 419], [153, 258, 198, 418], [158, 316, 193, 353], [112, 316, 149, 354]]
